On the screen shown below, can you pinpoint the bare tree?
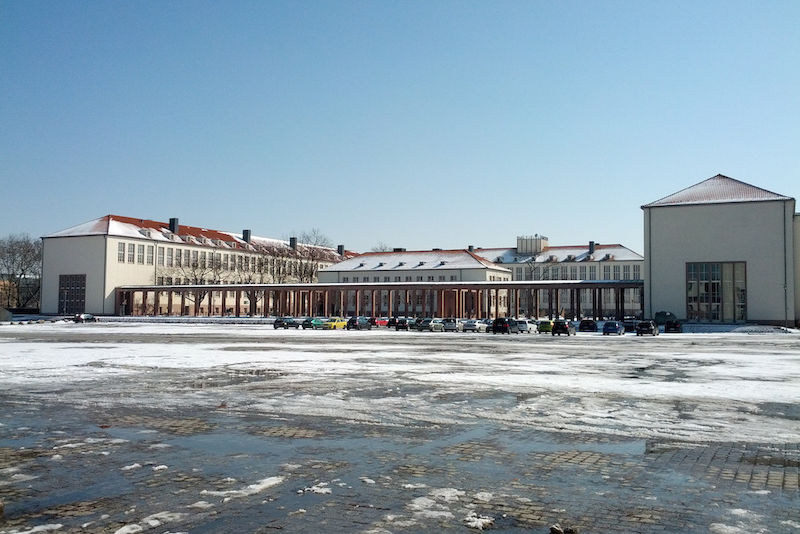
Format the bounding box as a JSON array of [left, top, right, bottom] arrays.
[[371, 242, 392, 252], [297, 229, 335, 283], [0, 234, 42, 309]]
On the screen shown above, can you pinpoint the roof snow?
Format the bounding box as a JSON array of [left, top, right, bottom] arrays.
[[321, 250, 511, 272], [642, 174, 792, 208], [473, 244, 642, 264]]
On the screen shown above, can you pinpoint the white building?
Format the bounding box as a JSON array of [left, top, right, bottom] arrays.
[[642, 174, 798, 326], [41, 215, 348, 315], [473, 236, 644, 318], [318, 249, 512, 316]]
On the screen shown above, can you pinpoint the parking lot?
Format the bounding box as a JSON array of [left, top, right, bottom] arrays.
[[1, 321, 798, 533]]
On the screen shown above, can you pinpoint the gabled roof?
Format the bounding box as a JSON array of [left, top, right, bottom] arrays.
[[43, 215, 354, 259], [321, 249, 512, 273], [641, 174, 792, 208], [474, 244, 642, 264]]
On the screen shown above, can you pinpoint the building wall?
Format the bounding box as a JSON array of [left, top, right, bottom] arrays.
[[644, 200, 796, 324], [41, 236, 108, 314], [318, 268, 511, 284], [105, 237, 161, 314], [795, 214, 800, 325]]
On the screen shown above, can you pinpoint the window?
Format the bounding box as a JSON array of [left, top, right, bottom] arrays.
[[192, 250, 199, 267], [416, 276, 423, 281], [427, 276, 434, 281], [395, 276, 401, 282], [405, 276, 412, 282], [579, 266, 586, 279], [613, 265, 621, 280], [450, 275, 457, 281], [570, 266, 577, 280], [184, 249, 190, 267], [342, 277, 349, 282], [589, 265, 597, 279], [117, 243, 125, 262], [200, 252, 207, 268], [623, 265, 631, 280], [166, 248, 173, 267], [384, 277, 390, 282], [154, 247, 161, 266], [137, 245, 145, 264], [353, 277, 359, 283], [157, 276, 164, 285], [560, 266, 568, 279], [175, 249, 182, 266], [374, 276, 380, 282], [128, 244, 135, 263], [603, 266, 611, 280], [237, 256, 243, 271], [516, 267, 522, 279], [223, 254, 229, 270], [243, 256, 249, 271], [633, 265, 641, 279], [686, 262, 746, 322]]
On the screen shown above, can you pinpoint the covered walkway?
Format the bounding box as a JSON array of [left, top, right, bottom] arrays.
[[116, 280, 644, 320]]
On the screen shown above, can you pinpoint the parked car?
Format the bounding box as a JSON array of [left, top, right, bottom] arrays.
[[636, 320, 660, 336], [302, 317, 327, 329], [322, 317, 347, 330], [426, 318, 446, 332], [602, 320, 625, 335], [537, 320, 553, 333], [346, 316, 372, 330], [578, 319, 598, 332], [664, 320, 683, 333], [551, 319, 576, 336], [623, 318, 638, 332], [410, 318, 425, 331], [375, 317, 389, 327], [73, 313, 97, 323], [386, 317, 398, 328], [492, 317, 519, 334], [442, 318, 461, 332], [274, 317, 300, 329], [462, 319, 480, 332], [516, 319, 537, 333], [395, 317, 411, 330]]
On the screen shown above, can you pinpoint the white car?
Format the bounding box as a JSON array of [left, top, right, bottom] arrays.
[[515, 319, 537, 333]]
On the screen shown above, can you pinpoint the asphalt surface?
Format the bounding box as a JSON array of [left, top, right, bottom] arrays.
[[0, 324, 798, 533]]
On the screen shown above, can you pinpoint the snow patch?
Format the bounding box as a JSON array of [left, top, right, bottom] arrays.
[[201, 476, 284, 498]]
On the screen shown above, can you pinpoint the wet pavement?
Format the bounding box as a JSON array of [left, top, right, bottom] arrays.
[[0, 324, 798, 533]]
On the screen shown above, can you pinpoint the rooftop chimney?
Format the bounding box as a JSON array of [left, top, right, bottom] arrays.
[[468, 245, 474, 252], [589, 241, 596, 254], [169, 217, 179, 233], [337, 244, 345, 256], [243, 229, 252, 243], [289, 237, 297, 250], [393, 247, 406, 252]]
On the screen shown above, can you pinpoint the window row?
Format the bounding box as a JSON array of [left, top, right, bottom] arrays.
[[514, 264, 641, 281], [117, 243, 155, 265]]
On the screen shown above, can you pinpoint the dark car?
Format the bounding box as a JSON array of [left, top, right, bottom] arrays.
[[623, 318, 638, 332], [386, 317, 398, 328], [636, 320, 660, 336], [73, 313, 97, 323], [492, 317, 519, 334], [664, 320, 683, 333], [602, 320, 625, 335], [395, 317, 411, 330], [346, 316, 372, 330], [552, 319, 576, 336], [410, 317, 425, 331], [578, 319, 598, 332], [274, 317, 300, 329]]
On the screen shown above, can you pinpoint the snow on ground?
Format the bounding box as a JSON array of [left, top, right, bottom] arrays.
[[0, 321, 799, 443]]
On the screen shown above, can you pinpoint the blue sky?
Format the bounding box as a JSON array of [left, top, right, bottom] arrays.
[[2, 1, 799, 254]]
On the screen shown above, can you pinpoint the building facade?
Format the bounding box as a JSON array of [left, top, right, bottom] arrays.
[[317, 249, 513, 316], [473, 236, 644, 319], [642, 174, 798, 326], [41, 215, 349, 315]]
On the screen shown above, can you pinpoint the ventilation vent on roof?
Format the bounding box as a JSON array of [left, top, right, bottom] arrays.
[[566, 254, 576, 262], [603, 254, 614, 261], [549, 255, 558, 262], [439, 260, 447, 266], [139, 229, 151, 238], [496, 257, 503, 263], [398, 261, 406, 266], [358, 261, 366, 267], [377, 262, 385, 267], [417, 261, 425, 266]]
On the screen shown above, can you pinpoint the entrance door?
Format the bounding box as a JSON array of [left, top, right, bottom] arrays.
[[58, 274, 87, 314]]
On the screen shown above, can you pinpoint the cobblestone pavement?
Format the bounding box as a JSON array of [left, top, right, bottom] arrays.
[[0, 326, 798, 533]]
